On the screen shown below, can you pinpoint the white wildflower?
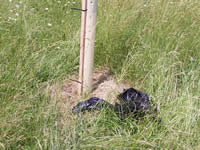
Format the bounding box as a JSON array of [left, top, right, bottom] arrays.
[[57, 1, 61, 3], [45, 8, 48, 11], [9, 0, 12, 2], [48, 23, 52, 27], [16, 13, 19, 16], [16, 4, 20, 8], [8, 17, 16, 21]]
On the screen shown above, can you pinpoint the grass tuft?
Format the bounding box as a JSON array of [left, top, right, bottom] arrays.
[[0, 0, 200, 149]]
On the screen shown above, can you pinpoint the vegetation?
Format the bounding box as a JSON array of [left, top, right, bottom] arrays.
[[0, 0, 199, 149]]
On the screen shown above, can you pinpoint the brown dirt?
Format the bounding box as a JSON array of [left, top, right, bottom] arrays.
[[48, 68, 130, 114]]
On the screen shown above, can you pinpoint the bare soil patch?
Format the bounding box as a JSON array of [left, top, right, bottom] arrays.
[[48, 68, 130, 116]]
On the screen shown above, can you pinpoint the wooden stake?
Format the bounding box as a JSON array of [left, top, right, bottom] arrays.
[[83, 0, 98, 93], [78, 0, 87, 95]]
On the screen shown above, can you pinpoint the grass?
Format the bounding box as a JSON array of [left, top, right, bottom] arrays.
[[0, 0, 200, 149]]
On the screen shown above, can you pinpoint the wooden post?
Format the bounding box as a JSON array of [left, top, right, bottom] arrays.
[[83, 0, 98, 93], [78, 0, 87, 95]]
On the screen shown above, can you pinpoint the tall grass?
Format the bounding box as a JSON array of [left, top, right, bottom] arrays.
[[0, 0, 200, 149]]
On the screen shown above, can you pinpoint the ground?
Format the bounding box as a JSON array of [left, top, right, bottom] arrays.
[[48, 68, 129, 113]]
